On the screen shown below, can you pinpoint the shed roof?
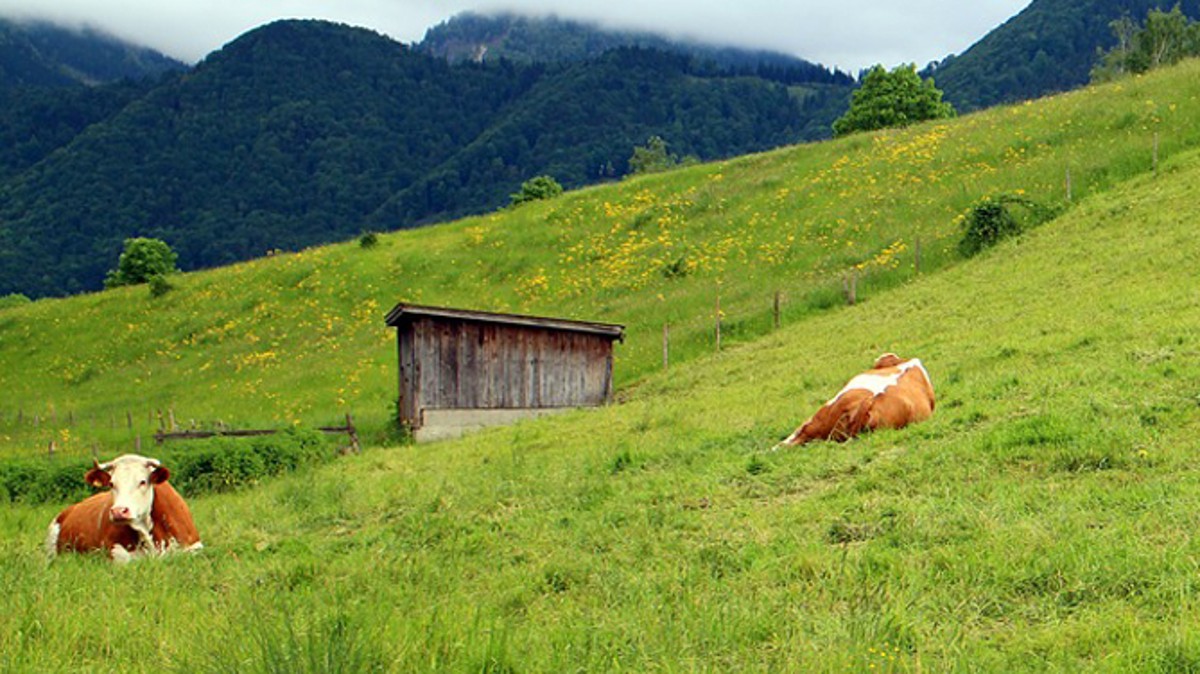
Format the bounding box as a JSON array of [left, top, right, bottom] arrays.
[[385, 303, 624, 341]]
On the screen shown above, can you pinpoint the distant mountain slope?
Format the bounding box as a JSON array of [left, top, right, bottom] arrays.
[[370, 47, 834, 227], [0, 20, 840, 298], [0, 80, 152, 181], [419, 11, 853, 86], [0, 16, 184, 88], [929, 0, 1200, 111]]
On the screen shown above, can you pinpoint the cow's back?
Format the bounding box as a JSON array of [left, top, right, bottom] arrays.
[[868, 362, 935, 431]]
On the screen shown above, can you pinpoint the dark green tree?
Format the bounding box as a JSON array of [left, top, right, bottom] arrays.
[[510, 175, 564, 205], [104, 237, 179, 288], [832, 64, 956, 137]]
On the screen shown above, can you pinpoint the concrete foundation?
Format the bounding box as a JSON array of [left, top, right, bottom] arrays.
[[415, 407, 576, 442]]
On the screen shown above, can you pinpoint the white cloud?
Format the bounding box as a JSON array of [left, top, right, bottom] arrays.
[[0, 0, 1030, 71]]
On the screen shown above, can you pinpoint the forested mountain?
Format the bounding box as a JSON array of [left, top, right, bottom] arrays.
[[0, 19, 846, 298], [419, 11, 854, 86], [0, 81, 154, 181], [927, 0, 1200, 111], [368, 47, 839, 227], [0, 16, 184, 88]]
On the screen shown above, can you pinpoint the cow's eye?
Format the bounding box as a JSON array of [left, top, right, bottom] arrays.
[[139, 479, 148, 487]]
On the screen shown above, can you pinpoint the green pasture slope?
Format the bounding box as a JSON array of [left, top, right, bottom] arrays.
[[3, 62, 1200, 671], [2, 61, 1200, 454]]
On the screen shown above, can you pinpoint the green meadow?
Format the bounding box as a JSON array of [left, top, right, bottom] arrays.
[[3, 61, 1200, 671]]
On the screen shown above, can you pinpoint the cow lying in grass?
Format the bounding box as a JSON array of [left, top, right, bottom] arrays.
[[46, 454, 203, 563], [777, 353, 935, 447]]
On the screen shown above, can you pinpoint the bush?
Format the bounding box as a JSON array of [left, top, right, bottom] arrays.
[[510, 175, 564, 206], [958, 194, 1061, 258], [148, 274, 174, 298], [358, 231, 379, 248], [0, 293, 31, 310], [0, 427, 335, 504], [104, 237, 179, 288]]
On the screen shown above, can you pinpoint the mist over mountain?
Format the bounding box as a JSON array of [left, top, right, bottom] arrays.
[[0, 15, 184, 88], [418, 11, 854, 86]]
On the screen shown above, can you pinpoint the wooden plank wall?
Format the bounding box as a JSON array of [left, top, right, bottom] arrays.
[[399, 317, 615, 424]]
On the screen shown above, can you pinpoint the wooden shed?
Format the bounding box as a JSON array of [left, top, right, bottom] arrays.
[[385, 303, 625, 441]]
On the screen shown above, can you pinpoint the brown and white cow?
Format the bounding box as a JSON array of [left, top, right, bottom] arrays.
[[777, 353, 935, 447], [45, 454, 202, 563]]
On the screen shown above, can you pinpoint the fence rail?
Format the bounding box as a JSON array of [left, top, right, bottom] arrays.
[[153, 413, 360, 453]]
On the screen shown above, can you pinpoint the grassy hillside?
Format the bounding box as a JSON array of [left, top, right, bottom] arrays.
[[5, 84, 1200, 670], [2, 60, 1199, 459]]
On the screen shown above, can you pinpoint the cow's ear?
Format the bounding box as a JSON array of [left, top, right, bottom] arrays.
[[149, 464, 170, 484], [85, 462, 111, 489]]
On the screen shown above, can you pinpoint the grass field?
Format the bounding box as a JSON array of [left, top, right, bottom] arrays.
[[3, 61, 1200, 454], [4, 62, 1200, 672]]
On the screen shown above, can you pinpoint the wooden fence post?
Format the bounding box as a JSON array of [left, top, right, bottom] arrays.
[[844, 270, 858, 306], [1153, 132, 1159, 176], [662, 323, 670, 370], [346, 413, 360, 454], [715, 289, 722, 352], [773, 290, 781, 330], [1065, 166, 1072, 202]]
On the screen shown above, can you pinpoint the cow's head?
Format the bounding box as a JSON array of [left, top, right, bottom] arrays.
[[84, 454, 170, 524], [873, 353, 904, 370]]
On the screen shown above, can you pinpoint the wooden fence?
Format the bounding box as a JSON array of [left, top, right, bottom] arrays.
[[154, 413, 360, 454]]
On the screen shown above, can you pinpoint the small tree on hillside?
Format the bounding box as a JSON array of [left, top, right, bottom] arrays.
[[832, 64, 956, 137], [104, 237, 179, 289], [628, 135, 678, 175]]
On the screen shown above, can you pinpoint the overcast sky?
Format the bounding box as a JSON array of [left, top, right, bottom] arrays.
[[0, 0, 1031, 73]]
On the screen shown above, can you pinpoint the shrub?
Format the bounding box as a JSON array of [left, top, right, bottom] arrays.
[[148, 274, 174, 298], [0, 293, 31, 310], [510, 175, 564, 206], [958, 194, 1061, 258], [358, 231, 379, 248], [0, 428, 336, 504]]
